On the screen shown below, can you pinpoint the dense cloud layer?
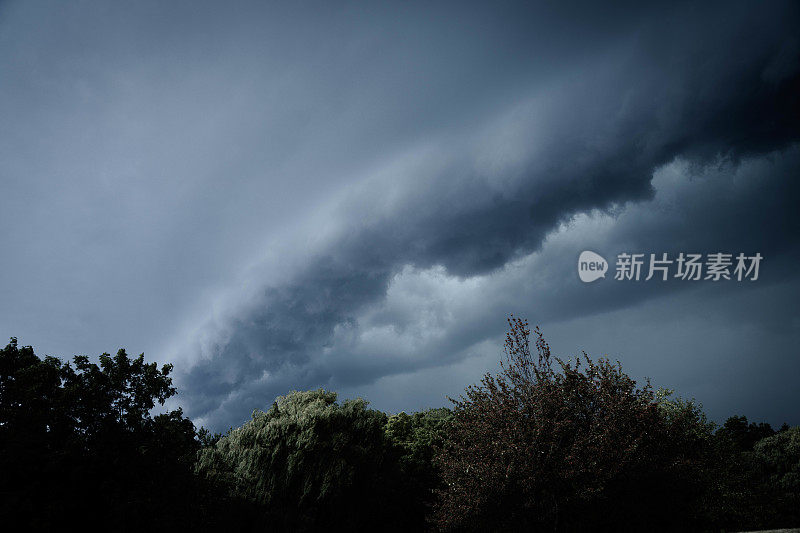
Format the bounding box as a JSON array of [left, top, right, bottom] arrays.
[[1, 1, 797, 430], [174, 3, 799, 428]]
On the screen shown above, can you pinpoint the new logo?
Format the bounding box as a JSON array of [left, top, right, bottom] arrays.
[[578, 251, 608, 282]]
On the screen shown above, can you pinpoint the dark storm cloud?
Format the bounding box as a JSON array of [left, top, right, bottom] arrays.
[[177, 1, 800, 428], [528, 146, 800, 325], [326, 145, 800, 428], [1, 0, 796, 429]]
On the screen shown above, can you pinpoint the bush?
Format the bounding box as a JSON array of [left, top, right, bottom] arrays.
[[433, 317, 712, 531]]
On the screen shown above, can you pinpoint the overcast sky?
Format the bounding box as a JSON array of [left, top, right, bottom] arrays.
[[1, 0, 798, 431]]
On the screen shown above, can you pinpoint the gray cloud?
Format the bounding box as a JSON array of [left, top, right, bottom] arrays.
[[173, 2, 800, 428], [1, 1, 797, 431]]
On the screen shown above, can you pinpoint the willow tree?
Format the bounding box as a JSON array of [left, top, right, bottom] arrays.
[[196, 389, 415, 531]]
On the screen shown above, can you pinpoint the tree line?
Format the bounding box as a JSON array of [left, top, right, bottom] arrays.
[[1, 317, 797, 531]]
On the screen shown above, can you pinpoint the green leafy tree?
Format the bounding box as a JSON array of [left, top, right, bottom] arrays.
[[196, 389, 415, 531], [385, 407, 454, 528], [751, 426, 800, 525], [709, 421, 800, 530]]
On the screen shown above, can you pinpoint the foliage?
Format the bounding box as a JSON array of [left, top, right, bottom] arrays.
[[706, 418, 798, 530], [196, 389, 414, 531], [385, 407, 454, 527], [386, 407, 453, 478], [2, 328, 798, 531], [433, 317, 714, 531], [753, 425, 800, 492], [751, 425, 800, 523], [0, 338, 202, 531], [716, 415, 776, 451]]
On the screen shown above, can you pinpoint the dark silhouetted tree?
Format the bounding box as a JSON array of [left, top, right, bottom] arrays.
[[0, 338, 202, 531], [716, 415, 775, 451]]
